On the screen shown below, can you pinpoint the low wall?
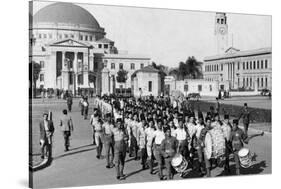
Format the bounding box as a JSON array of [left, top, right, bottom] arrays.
[[191, 100, 271, 123], [230, 91, 260, 96]]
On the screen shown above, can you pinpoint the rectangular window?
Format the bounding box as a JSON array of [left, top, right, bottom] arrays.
[[246, 62, 249, 69], [148, 81, 152, 92], [98, 44, 102, 48], [69, 74, 73, 85], [78, 74, 84, 85], [38, 34, 42, 39], [261, 60, 264, 69], [140, 63, 144, 69], [265, 77, 268, 88], [250, 61, 252, 69], [40, 74, 44, 82], [111, 63, 115, 69], [119, 63, 123, 70], [243, 78, 245, 87], [71, 34, 74, 38], [64, 34, 68, 38], [261, 78, 264, 87], [59, 34, 62, 39], [198, 85, 202, 92], [131, 63, 135, 70], [265, 60, 268, 69], [257, 60, 260, 69], [43, 34, 47, 38], [209, 85, 212, 91], [85, 35, 88, 41], [104, 44, 109, 49], [243, 62, 245, 70], [40, 61, 44, 68], [184, 84, 188, 91], [250, 78, 252, 87], [79, 35, 83, 40], [237, 62, 239, 70], [246, 78, 249, 87], [257, 78, 260, 88], [253, 61, 256, 69], [89, 36, 93, 41]]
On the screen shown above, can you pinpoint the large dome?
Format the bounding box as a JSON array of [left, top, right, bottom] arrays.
[[33, 2, 101, 30]]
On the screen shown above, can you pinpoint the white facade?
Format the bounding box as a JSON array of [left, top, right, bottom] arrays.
[[29, 2, 150, 96], [132, 66, 162, 97], [203, 12, 272, 91], [203, 47, 272, 91], [164, 76, 220, 97]]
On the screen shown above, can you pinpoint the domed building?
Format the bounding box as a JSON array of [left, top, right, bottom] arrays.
[[30, 2, 150, 96]]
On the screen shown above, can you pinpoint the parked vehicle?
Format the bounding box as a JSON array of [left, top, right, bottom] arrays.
[[260, 88, 271, 96]]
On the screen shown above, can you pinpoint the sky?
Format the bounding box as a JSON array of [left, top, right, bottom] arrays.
[[32, 1, 272, 68]]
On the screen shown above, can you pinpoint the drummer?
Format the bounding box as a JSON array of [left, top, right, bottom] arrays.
[[174, 118, 190, 176], [230, 119, 248, 175], [161, 126, 178, 180], [198, 117, 212, 177], [221, 114, 232, 174]]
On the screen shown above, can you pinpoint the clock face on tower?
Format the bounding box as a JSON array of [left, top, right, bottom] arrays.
[[219, 27, 226, 35]]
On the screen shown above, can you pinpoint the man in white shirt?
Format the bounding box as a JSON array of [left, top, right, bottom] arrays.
[[137, 118, 147, 170], [90, 108, 99, 145], [153, 120, 166, 180], [174, 119, 190, 161], [145, 119, 156, 174]]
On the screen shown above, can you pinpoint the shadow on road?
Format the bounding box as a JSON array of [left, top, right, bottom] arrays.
[[54, 146, 96, 160], [124, 168, 145, 179]]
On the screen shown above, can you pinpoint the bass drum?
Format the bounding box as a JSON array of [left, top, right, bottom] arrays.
[[204, 132, 213, 159]]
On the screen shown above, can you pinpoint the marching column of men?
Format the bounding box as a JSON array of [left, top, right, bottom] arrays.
[[88, 95, 264, 180]]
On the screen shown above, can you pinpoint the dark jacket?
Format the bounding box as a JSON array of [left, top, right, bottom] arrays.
[[39, 120, 54, 141]]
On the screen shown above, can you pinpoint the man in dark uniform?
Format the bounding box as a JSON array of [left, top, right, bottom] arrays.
[[112, 118, 129, 180], [39, 113, 55, 159], [239, 103, 251, 135], [59, 109, 74, 152], [161, 126, 178, 180], [66, 95, 73, 112]]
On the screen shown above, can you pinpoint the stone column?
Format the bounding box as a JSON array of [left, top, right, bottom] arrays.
[[61, 51, 69, 90], [83, 52, 89, 89], [73, 52, 78, 96], [101, 68, 110, 95]]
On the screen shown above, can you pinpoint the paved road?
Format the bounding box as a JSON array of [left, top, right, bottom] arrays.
[[32, 100, 272, 189]]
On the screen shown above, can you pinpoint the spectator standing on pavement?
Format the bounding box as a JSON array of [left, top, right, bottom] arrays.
[[103, 113, 115, 168], [39, 112, 54, 159], [66, 95, 73, 112], [79, 96, 84, 116], [90, 108, 99, 145], [83, 97, 89, 119], [59, 109, 74, 152]]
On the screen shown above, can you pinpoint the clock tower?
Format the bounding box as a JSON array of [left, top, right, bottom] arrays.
[[215, 12, 228, 54]]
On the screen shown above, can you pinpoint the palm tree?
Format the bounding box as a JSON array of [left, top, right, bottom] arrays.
[[168, 56, 203, 80]]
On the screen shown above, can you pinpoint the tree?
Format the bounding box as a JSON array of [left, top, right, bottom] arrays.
[[29, 61, 41, 98], [168, 56, 203, 80], [116, 69, 128, 83]]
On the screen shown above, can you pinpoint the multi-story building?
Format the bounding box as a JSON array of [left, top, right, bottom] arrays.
[[29, 2, 150, 96], [203, 12, 272, 91]]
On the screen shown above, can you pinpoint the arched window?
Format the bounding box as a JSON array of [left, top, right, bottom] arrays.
[[111, 63, 115, 69], [119, 63, 123, 70]]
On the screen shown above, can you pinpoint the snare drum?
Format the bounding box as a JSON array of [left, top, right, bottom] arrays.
[[171, 153, 188, 173], [238, 148, 252, 168]]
